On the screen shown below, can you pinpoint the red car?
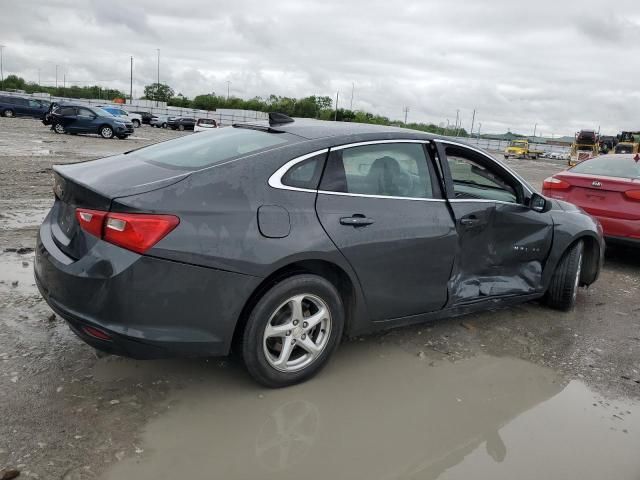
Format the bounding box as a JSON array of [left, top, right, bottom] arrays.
[[542, 154, 640, 245]]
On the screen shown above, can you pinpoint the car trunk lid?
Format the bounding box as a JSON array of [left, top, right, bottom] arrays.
[[51, 154, 190, 259]]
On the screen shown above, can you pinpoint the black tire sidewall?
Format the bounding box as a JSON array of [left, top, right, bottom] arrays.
[[242, 274, 344, 388]]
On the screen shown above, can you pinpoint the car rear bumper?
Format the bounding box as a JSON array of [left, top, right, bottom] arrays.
[[594, 215, 640, 242], [35, 211, 260, 359]]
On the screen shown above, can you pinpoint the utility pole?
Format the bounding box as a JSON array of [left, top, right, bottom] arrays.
[[403, 106, 410, 125], [0, 45, 4, 91], [446, 119, 450, 136], [455, 109, 460, 137], [334, 91, 339, 121], [350, 82, 354, 110], [38, 68, 40, 86], [477, 122, 482, 139], [533, 123, 537, 138], [130, 56, 133, 103], [226, 80, 231, 100], [63, 73, 66, 95], [470, 109, 476, 138], [55, 64, 59, 89], [156, 48, 160, 106]]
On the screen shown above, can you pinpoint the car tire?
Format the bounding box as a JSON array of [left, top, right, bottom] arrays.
[[162, 123, 167, 129], [100, 125, 114, 139], [544, 241, 583, 311], [3, 109, 15, 118], [53, 123, 66, 134], [132, 119, 141, 128], [242, 274, 344, 388], [178, 124, 185, 131]]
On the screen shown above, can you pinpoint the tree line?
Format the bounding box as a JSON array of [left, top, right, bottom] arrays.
[[1, 75, 468, 136]]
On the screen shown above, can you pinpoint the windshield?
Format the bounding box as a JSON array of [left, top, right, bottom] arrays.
[[571, 156, 640, 179], [510, 140, 526, 146], [130, 126, 297, 169], [93, 107, 116, 117]]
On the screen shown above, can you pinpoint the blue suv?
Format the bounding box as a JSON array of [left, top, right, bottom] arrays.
[[50, 105, 134, 139], [0, 95, 50, 118]]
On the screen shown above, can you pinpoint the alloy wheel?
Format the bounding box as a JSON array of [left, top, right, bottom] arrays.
[[262, 294, 332, 373], [54, 123, 65, 134]]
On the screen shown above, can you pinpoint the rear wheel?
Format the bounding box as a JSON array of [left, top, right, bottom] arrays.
[[53, 123, 66, 134], [544, 241, 583, 311], [100, 125, 114, 139], [242, 275, 344, 388], [132, 119, 141, 128], [162, 122, 167, 128], [3, 109, 15, 118], [178, 124, 185, 131]]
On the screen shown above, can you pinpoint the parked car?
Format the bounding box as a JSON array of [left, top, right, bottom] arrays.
[[542, 153, 640, 245], [131, 111, 153, 124], [0, 95, 50, 118], [150, 114, 169, 128], [98, 106, 142, 128], [50, 105, 134, 139], [194, 118, 218, 132], [35, 115, 603, 387], [168, 116, 196, 131]]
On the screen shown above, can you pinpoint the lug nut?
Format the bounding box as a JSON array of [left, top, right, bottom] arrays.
[[292, 339, 297, 344], [302, 322, 308, 328], [301, 334, 306, 340], [293, 320, 299, 326], [286, 330, 291, 336]]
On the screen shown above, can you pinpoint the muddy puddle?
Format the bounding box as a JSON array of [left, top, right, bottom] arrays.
[[0, 251, 36, 293], [0, 201, 51, 230], [102, 345, 640, 480]]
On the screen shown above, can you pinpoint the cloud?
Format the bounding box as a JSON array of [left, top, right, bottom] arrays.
[[1, 0, 640, 135]]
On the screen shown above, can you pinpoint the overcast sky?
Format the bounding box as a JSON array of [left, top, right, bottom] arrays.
[[2, 0, 640, 135]]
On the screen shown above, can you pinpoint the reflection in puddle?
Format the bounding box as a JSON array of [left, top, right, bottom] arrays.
[[101, 345, 640, 479], [0, 252, 36, 293]]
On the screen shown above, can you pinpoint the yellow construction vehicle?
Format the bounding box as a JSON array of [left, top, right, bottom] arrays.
[[503, 139, 544, 159], [614, 131, 640, 154], [568, 130, 599, 166]]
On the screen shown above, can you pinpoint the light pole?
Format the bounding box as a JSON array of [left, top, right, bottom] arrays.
[[55, 64, 59, 89], [156, 48, 160, 106], [334, 91, 339, 121], [470, 109, 476, 137], [38, 68, 40, 86], [226, 80, 231, 100], [403, 106, 409, 125], [0, 45, 4, 91], [130, 56, 133, 103], [455, 109, 460, 137], [350, 82, 354, 110]]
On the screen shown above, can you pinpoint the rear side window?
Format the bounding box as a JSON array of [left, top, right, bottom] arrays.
[[320, 143, 433, 198], [132, 127, 295, 169], [281, 153, 326, 189], [57, 107, 76, 116], [571, 156, 640, 179]]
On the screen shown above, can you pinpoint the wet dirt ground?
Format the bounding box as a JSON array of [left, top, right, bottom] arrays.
[[1, 117, 639, 479]]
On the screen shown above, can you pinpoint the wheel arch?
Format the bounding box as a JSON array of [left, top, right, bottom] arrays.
[[231, 259, 360, 349]]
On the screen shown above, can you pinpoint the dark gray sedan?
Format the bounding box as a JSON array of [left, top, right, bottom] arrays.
[[35, 115, 604, 387]]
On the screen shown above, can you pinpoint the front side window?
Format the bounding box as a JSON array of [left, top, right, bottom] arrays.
[[320, 143, 433, 199], [77, 107, 94, 117], [445, 146, 519, 203]]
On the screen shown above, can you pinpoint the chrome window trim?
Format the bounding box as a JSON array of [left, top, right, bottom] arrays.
[[330, 139, 428, 150], [317, 190, 446, 202], [267, 148, 329, 193], [437, 139, 534, 195]]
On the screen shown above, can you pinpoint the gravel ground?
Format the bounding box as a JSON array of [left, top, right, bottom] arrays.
[[0, 117, 638, 479]]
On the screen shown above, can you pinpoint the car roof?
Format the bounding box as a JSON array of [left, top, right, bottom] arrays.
[[235, 117, 436, 141]]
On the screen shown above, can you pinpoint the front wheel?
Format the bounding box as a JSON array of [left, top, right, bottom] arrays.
[[178, 124, 185, 131], [242, 275, 344, 388], [3, 109, 15, 118], [162, 123, 167, 128], [100, 125, 114, 139], [544, 241, 583, 311], [132, 119, 141, 128], [53, 123, 66, 134]]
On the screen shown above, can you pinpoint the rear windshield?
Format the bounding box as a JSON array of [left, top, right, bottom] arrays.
[[198, 119, 216, 125], [131, 127, 296, 169], [571, 156, 640, 179]]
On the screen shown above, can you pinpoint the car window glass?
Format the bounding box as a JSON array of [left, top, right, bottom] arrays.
[[77, 107, 94, 117], [281, 153, 326, 189], [570, 156, 640, 179], [446, 147, 518, 203], [29, 100, 41, 108], [320, 143, 433, 198], [132, 127, 295, 169], [58, 107, 76, 116]]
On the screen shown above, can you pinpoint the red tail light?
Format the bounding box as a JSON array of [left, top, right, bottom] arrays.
[[75, 209, 107, 237], [624, 190, 640, 201], [83, 325, 112, 341], [76, 208, 179, 254], [543, 176, 571, 190]]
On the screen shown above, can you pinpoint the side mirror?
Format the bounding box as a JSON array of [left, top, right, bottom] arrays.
[[530, 193, 549, 213]]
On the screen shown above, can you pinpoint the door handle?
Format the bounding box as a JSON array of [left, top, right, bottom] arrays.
[[340, 215, 375, 227], [459, 215, 480, 227]]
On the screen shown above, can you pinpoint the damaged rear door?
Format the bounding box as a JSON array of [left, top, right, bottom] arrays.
[[436, 142, 553, 304]]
